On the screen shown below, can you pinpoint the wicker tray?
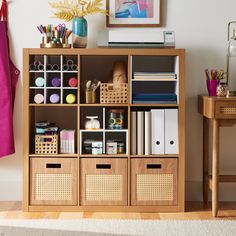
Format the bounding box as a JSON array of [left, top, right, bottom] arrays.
[[35, 135, 58, 154], [100, 83, 128, 104]]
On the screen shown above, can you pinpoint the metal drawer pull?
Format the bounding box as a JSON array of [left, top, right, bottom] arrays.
[[96, 164, 111, 169], [146, 164, 162, 169], [46, 163, 61, 168]]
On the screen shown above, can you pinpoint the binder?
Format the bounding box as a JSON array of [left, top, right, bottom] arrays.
[[131, 111, 137, 155], [144, 111, 151, 155], [137, 111, 144, 155], [151, 109, 164, 154], [165, 109, 178, 154]]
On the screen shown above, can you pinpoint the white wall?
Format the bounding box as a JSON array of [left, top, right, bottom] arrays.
[[1, 0, 236, 201]]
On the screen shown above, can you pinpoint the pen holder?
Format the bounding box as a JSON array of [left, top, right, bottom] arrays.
[[206, 80, 219, 96], [86, 90, 96, 103]]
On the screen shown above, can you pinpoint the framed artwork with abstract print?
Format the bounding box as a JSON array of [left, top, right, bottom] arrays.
[[106, 0, 162, 27]]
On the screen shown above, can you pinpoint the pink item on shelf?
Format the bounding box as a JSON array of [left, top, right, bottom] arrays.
[[68, 77, 78, 87], [0, 0, 20, 158]]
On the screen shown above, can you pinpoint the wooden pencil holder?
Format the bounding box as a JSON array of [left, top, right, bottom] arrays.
[[85, 90, 96, 103]]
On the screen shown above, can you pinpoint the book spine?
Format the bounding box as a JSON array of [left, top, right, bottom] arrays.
[[144, 111, 151, 155], [131, 111, 137, 155], [137, 111, 144, 155]]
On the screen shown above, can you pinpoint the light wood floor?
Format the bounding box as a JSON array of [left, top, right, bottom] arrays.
[[0, 202, 236, 220]]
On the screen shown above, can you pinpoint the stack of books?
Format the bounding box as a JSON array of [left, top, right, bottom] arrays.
[[132, 93, 177, 104], [133, 72, 176, 81]]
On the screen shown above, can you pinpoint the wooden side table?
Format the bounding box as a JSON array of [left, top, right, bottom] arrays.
[[198, 95, 236, 217]]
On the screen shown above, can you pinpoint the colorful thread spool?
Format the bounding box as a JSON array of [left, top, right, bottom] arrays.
[[35, 77, 44, 87], [62, 64, 69, 71], [29, 64, 36, 71], [68, 77, 78, 87], [50, 93, 60, 103], [66, 94, 76, 104], [34, 94, 44, 104], [51, 77, 61, 87], [46, 64, 53, 71], [71, 64, 78, 71], [67, 59, 74, 66], [52, 64, 60, 71], [37, 64, 45, 71]]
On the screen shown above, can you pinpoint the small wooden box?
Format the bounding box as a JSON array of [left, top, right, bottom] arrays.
[[80, 158, 127, 206], [35, 135, 58, 154], [30, 158, 77, 205], [100, 83, 128, 104], [131, 158, 178, 206]]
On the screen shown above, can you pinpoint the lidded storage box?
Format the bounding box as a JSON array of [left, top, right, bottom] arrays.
[[35, 135, 58, 154]]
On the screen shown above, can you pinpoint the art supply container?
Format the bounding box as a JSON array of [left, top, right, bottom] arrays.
[[68, 77, 78, 87], [51, 77, 61, 87], [108, 109, 124, 130], [206, 80, 219, 96], [34, 94, 44, 104], [92, 141, 103, 155], [66, 94, 76, 104], [86, 90, 96, 103], [50, 93, 60, 104], [117, 140, 125, 154], [35, 77, 44, 87], [106, 141, 117, 155]]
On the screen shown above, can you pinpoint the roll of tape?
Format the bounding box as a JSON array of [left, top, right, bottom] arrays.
[[52, 64, 60, 71], [37, 64, 45, 71], [50, 93, 60, 104], [66, 94, 76, 104], [68, 77, 78, 87], [71, 64, 78, 71], [35, 77, 44, 87], [46, 64, 53, 71], [34, 94, 44, 104], [51, 77, 61, 87], [62, 64, 69, 71], [29, 64, 36, 71], [66, 59, 74, 66]]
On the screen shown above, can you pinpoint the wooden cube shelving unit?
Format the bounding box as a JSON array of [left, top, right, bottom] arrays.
[[23, 48, 185, 212]]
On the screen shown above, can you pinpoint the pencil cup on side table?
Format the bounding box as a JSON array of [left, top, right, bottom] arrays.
[[206, 80, 219, 96]]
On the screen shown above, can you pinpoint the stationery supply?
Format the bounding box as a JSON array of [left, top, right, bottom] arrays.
[[205, 69, 226, 96], [66, 93, 76, 104], [133, 93, 177, 104], [83, 140, 103, 155], [64, 59, 78, 71], [35, 121, 59, 135], [35, 77, 44, 87], [131, 109, 179, 155], [85, 79, 101, 103], [106, 140, 125, 155], [34, 94, 44, 104], [37, 24, 72, 48], [60, 130, 75, 154], [68, 77, 78, 87], [49, 93, 60, 104], [133, 72, 176, 80], [51, 77, 61, 87], [108, 109, 124, 130]]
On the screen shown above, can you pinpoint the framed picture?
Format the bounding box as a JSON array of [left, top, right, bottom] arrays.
[[106, 0, 162, 27]]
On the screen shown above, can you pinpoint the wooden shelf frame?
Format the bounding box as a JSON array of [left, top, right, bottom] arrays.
[[23, 48, 185, 212]]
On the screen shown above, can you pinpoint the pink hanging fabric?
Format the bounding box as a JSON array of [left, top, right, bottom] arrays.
[[0, 0, 19, 158]]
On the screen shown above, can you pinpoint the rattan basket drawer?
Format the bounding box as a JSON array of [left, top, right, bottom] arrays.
[[131, 158, 177, 206], [30, 158, 77, 205], [80, 158, 127, 206], [215, 101, 236, 119]]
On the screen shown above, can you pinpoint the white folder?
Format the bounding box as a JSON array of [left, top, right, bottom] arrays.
[[165, 109, 179, 154], [131, 111, 137, 155], [151, 109, 164, 154], [137, 111, 144, 155]]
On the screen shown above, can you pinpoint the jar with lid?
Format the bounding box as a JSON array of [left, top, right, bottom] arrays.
[[108, 109, 124, 130], [116, 140, 125, 154]]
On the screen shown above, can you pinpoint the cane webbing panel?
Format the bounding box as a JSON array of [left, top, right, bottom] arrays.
[[220, 107, 236, 114], [85, 174, 122, 201], [137, 174, 174, 201], [35, 174, 72, 200]]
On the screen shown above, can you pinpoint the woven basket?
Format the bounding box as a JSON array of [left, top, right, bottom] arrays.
[[100, 83, 128, 104], [35, 135, 58, 154]]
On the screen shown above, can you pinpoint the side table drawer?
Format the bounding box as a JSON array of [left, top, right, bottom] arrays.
[[215, 102, 236, 119]]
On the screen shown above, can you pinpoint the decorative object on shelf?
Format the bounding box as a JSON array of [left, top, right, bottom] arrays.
[[83, 139, 103, 154], [226, 21, 236, 93], [113, 61, 127, 84], [66, 93, 76, 104], [49, 93, 60, 103], [85, 79, 101, 103], [34, 93, 44, 104], [108, 109, 124, 130], [100, 83, 128, 103], [37, 24, 72, 48], [217, 83, 228, 97], [204, 69, 224, 97], [60, 129, 75, 154], [35, 77, 45, 87], [106, 0, 162, 27], [68, 77, 78, 87], [49, 0, 108, 48], [85, 116, 100, 130], [51, 77, 61, 87]]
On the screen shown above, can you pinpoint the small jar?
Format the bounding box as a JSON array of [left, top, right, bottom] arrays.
[[85, 116, 100, 130], [92, 141, 103, 155], [108, 109, 124, 130], [116, 140, 125, 154], [106, 141, 117, 154], [217, 83, 228, 97]]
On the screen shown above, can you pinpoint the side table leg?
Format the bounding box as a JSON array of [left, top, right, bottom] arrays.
[[212, 119, 219, 217], [203, 117, 209, 204]]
